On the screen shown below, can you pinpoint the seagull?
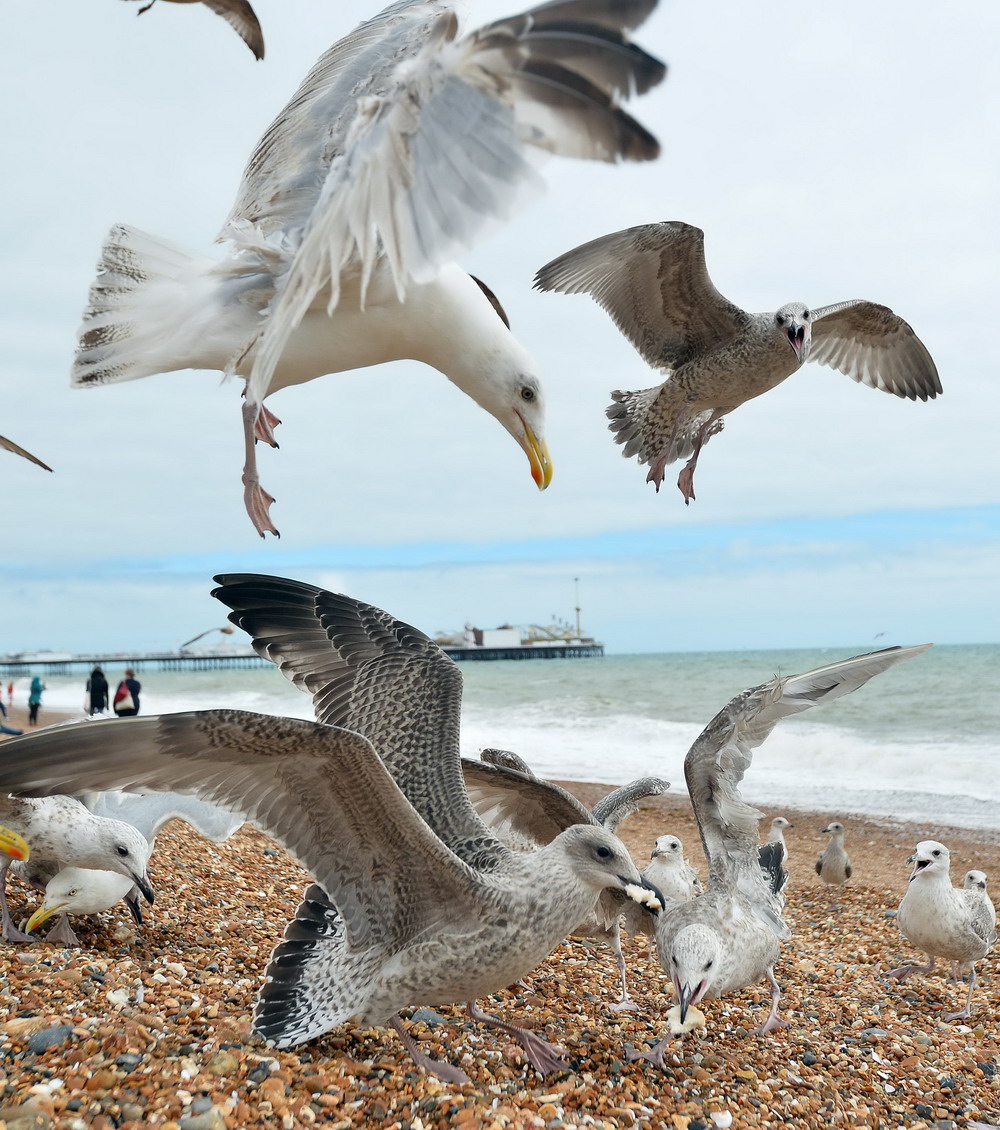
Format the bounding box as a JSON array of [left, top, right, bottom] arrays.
[[124, 0, 266, 61], [461, 748, 671, 1010], [533, 221, 941, 503], [0, 435, 52, 472], [815, 821, 851, 911], [888, 841, 996, 1022], [963, 870, 996, 928], [0, 825, 30, 862], [626, 643, 931, 1067], [0, 590, 663, 1083], [619, 834, 701, 949], [0, 795, 154, 943], [766, 816, 792, 866], [75, 0, 667, 536], [24, 867, 142, 946]]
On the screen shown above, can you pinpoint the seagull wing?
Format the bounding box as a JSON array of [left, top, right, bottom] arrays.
[[203, 0, 265, 59], [590, 775, 670, 833], [810, 299, 942, 401], [86, 788, 245, 842], [533, 221, 750, 369], [212, 573, 509, 871], [227, 0, 666, 403], [0, 434, 52, 472], [0, 711, 488, 951], [461, 757, 594, 846], [686, 644, 932, 934]]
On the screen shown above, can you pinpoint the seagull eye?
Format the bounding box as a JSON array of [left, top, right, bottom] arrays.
[[68, 889, 79, 897], [704, 960, 713, 970], [803, 310, 810, 319], [520, 386, 536, 402], [116, 845, 130, 857], [932, 850, 941, 857], [776, 314, 784, 325], [595, 845, 612, 860]]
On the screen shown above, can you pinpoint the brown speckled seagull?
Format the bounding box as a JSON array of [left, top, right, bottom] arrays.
[[0, 580, 663, 1083], [534, 221, 941, 503], [125, 0, 265, 60], [0, 435, 52, 472]]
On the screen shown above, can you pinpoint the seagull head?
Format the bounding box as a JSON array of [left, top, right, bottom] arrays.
[[79, 819, 155, 904], [907, 839, 950, 883], [667, 923, 720, 1023], [771, 816, 791, 832], [821, 821, 844, 836], [774, 303, 812, 362], [25, 866, 135, 934], [964, 870, 988, 893], [557, 825, 664, 910], [650, 835, 683, 862]]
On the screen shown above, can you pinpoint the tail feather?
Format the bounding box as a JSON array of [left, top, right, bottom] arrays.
[[71, 224, 218, 388], [607, 385, 718, 474]]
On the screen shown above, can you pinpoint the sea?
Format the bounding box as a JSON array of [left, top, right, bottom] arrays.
[[24, 642, 999, 831]]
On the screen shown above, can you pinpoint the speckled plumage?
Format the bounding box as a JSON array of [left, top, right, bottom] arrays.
[[0, 794, 153, 943], [0, 579, 662, 1082], [889, 841, 996, 1021], [619, 834, 701, 938], [628, 644, 932, 1066], [534, 221, 941, 503], [815, 821, 852, 910]]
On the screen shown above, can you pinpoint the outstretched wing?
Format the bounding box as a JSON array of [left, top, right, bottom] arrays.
[[212, 574, 508, 870], [809, 300, 941, 401], [231, 0, 666, 402], [591, 775, 670, 832], [0, 434, 52, 472], [85, 789, 246, 843], [686, 644, 932, 934], [0, 711, 487, 951], [534, 221, 750, 370], [203, 0, 265, 60]]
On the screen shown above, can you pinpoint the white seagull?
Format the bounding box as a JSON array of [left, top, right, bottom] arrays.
[[74, 0, 666, 535], [888, 841, 996, 1022], [815, 821, 852, 911], [534, 221, 941, 504]]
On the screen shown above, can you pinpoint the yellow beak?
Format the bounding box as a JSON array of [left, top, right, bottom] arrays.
[[523, 424, 553, 490], [0, 825, 29, 862], [26, 901, 66, 934]]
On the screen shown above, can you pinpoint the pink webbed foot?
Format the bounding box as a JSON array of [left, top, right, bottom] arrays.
[[254, 405, 282, 448], [467, 1001, 570, 1076], [626, 1032, 673, 1068], [389, 1017, 471, 1085], [606, 995, 642, 1014], [676, 461, 697, 505], [243, 476, 279, 538], [44, 916, 82, 947]]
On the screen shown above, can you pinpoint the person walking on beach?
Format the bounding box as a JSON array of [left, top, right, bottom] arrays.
[[85, 666, 109, 715], [27, 676, 44, 726], [113, 669, 141, 717]]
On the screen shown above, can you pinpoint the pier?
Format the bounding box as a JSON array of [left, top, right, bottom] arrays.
[[0, 653, 271, 677], [442, 643, 604, 661]]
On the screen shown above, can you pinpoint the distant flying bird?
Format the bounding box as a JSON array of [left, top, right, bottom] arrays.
[[76, 0, 667, 535], [534, 221, 941, 504], [125, 0, 265, 60], [0, 435, 52, 472]]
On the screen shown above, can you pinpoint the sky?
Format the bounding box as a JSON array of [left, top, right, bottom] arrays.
[[1, 0, 998, 656]]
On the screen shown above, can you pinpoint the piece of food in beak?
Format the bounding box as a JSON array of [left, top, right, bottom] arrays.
[[665, 1002, 707, 1035]]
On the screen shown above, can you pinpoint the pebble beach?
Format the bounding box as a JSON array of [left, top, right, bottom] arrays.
[[1, 758, 998, 1130]]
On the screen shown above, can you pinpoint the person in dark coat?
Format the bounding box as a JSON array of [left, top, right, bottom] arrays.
[[113, 669, 142, 718], [86, 666, 109, 715]]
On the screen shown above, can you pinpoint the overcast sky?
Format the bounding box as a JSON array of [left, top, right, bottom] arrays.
[[1, 0, 997, 655]]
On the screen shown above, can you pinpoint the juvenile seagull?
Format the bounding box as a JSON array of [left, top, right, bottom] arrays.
[[963, 871, 996, 928], [534, 221, 941, 503], [124, 0, 265, 60], [815, 821, 851, 911], [461, 749, 671, 1010], [888, 841, 996, 1022], [75, 0, 667, 535], [0, 592, 662, 1083], [628, 643, 931, 1067], [0, 796, 154, 943]]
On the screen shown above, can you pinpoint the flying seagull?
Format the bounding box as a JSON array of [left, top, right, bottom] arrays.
[[124, 0, 265, 60], [815, 821, 852, 911], [462, 749, 671, 1010], [75, 0, 667, 535], [888, 841, 996, 1022], [628, 643, 931, 1067], [0, 593, 662, 1082], [534, 221, 941, 503]]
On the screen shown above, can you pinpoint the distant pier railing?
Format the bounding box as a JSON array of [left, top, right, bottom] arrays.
[[0, 642, 604, 675]]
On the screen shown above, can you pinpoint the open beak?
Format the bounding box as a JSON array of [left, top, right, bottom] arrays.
[[134, 871, 155, 904], [125, 892, 144, 926], [786, 323, 806, 361], [516, 413, 553, 490], [676, 979, 707, 1025], [26, 901, 66, 934], [0, 826, 29, 861], [908, 857, 930, 882]]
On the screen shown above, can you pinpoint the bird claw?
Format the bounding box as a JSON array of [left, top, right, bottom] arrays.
[[606, 997, 642, 1014], [625, 1034, 673, 1069], [677, 464, 696, 504], [243, 478, 280, 538], [513, 1031, 571, 1076], [254, 405, 282, 448]]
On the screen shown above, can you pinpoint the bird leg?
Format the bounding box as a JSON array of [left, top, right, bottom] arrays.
[[388, 1016, 470, 1085], [943, 965, 977, 1023], [44, 915, 82, 947], [0, 859, 35, 944], [626, 1031, 674, 1069], [605, 924, 641, 1013], [676, 412, 725, 506], [242, 400, 279, 538], [466, 1000, 571, 1076], [255, 404, 282, 448], [753, 967, 789, 1035], [887, 954, 936, 982]]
